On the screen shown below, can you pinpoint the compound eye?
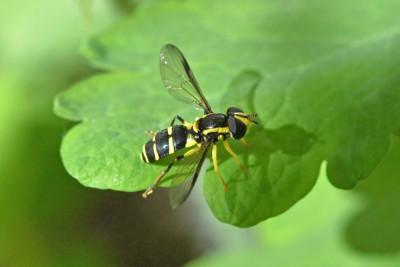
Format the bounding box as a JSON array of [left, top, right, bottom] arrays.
[[228, 117, 247, 139], [227, 107, 243, 115]]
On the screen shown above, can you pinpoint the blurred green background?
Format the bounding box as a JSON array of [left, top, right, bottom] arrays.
[[1, 0, 400, 266]]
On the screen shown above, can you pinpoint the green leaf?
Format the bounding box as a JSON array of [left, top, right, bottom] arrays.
[[344, 136, 400, 253], [187, 164, 400, 266], [54, 71, 197, 191], [55, 0, 400, 226]]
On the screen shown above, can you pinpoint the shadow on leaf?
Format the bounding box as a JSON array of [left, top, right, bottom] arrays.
[[205, 69, 320, 226], [344, 136, 400, 253]]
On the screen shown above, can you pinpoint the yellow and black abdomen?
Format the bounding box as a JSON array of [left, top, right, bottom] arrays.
[[141, 125, 190, 163]]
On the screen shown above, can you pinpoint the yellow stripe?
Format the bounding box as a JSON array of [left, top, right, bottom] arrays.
[[167, 126, 172, 135], [203, 128, 217, 135], [184, 121, 193, 128], [153, 143, 159, 161], [185, 134, 197, 148], [201, 113, 212, 119], [142, 145, 149, 163], [203, 127, 230, 135], [192, 120, 199, 133], [152, 136, 156, 142], [234, 115, 251, 129], [168, 137, 174, 154]]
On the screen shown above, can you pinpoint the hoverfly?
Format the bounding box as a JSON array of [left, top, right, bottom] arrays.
[[141, 44, 258, 208]]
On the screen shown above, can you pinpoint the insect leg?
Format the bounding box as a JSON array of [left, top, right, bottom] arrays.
[[142, 146, 201, 198], [223, 140, 248, 172], [144, 130, 156, 137], [170, 115, 186, 126], [212, 144, 228, 192], [170, 115, 193, 128], [240, 138, 252, 147]]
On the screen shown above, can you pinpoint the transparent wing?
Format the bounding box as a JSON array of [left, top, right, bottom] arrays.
[[160, 44, 213, 114], [169, 143, 211, 209]]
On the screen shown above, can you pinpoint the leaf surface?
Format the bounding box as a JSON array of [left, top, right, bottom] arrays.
[[55, 0, 400, 226]]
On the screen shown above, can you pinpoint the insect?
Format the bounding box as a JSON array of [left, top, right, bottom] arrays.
[[141, 44, 257, 208]]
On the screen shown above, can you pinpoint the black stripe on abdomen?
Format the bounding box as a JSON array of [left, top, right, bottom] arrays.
[[144, 140, 155, 162], [142, 125, 189, 163], [155, 129, 170, 159], [172, 125, 188, 151]]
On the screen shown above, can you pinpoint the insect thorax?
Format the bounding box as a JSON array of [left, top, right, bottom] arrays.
[[196, 113, 230, 142]]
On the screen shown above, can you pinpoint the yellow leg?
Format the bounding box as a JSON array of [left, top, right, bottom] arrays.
[[145, 130, 156, 137], [240, 138, 252, 148], [223, 140, 247, 172], [142, 146, 201, 198], [212, 144, 228, 192]]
